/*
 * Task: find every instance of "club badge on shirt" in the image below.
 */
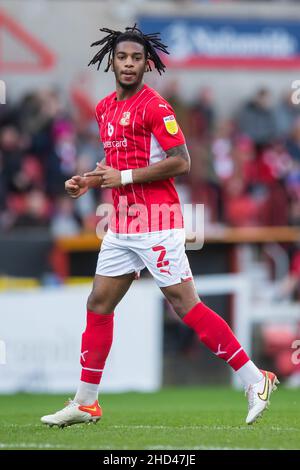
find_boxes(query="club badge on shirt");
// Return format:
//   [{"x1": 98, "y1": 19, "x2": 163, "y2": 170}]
[
  {"x1": 119, "y1": 112, "x2": 131, "y2": 126},
  {"x1": 163, "y1": 115, "x2": 178, "y2": 135}
]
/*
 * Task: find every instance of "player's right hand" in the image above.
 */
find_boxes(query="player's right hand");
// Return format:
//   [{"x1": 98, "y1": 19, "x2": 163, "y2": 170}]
[{"x1": 65, "y1": 175, "x2": 88, "y2": 199}]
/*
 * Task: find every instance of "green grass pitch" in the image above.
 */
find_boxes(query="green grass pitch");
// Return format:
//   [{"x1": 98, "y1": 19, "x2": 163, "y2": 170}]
[{"x1": 0, "y1": 387, "x2": 299, "y2": 450}]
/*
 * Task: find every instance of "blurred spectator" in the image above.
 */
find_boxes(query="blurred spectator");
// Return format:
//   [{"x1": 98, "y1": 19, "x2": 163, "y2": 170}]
[
  {"x1": 162, "y1": 80, "x2": 190, "y2": 136},
  {"x1": 211, "y1": 119, "x2": 236, "y2": 182},
  {"x1": 275, "y1": 91, "x2": 300, "y2": 138},
  {"x1": 46, "y1": 119, "x2": 77, "y2": 195},
  {"x1": 0, "y1": 87, "x2": 101, "y2": 235},
  {"x1": 223, "y1": 175, "x2": 263, "y2": 227},
  {"x1": 285, "y1": 117, "x2": 300, "y2": 163},
  {"x1": 189, "y1": 87, "x2": 215, "y2": 140},
  {"x1": 237, "y1": 88, "x2": 276, "y2": 147},
  {"x1": 1, "y1": 83, "x2": 300, "y2": 236},
  {"x1": 50, "y1": 196, "x2": 81, "y2": 238},
  {"x1": 0, "y1": 126, "x2": 24, "y2": 193},
  {"x1": 11, "y1": 189, "x2": 50, "y2": 229}
]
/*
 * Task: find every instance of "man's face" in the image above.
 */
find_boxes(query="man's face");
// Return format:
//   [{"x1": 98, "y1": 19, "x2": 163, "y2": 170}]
[{"x1": 112, "y1": 41, "x2": 147, "y2": 90}]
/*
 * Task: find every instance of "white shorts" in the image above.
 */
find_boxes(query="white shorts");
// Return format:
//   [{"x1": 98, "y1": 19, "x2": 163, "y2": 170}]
[{"x1": 96, "y1": 228, "x2": 193, "y2": 287}]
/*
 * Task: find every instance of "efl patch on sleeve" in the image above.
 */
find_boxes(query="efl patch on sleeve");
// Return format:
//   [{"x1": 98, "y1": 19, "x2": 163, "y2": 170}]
[{"x1": 163, "y1": 115, "x2": 179, "y2": 135}]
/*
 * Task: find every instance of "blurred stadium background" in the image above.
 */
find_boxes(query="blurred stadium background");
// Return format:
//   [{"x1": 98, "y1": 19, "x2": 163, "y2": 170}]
[{"x1": 1, "y1": 0, "x2": 300, "y2": 402}]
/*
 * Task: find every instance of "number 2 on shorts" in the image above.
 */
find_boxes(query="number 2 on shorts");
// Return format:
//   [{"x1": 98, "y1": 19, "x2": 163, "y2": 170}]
[{"x1": 152, "y1": 245, "x2": 171, "y2": 275}]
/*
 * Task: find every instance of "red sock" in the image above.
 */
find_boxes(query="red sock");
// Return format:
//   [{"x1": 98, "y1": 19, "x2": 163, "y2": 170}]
[
  {"x1": 183, "y1": 302, "x2": 249, "y2": 371},
  {"x1": 80, "y1": 310, "x2": 114, "y2": 384}
]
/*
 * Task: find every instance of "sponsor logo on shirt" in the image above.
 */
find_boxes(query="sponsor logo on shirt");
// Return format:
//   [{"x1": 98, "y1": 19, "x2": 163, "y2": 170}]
[
  {"x1": 103, "y1": 138, "x2": 128, "y2": 149},
  {"x1": 119, "y1": 111, "x2": 131, "y2": 126},
  {"x1": 163, "y1": 115, "x2": 178, "y2": 135},
  {"x1": 159, "y1": 103, "x2": 168, "y2": 109}
]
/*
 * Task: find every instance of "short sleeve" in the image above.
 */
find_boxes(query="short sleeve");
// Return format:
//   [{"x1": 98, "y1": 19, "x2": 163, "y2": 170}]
[{"x1": 145, "y1": 98, "x2": 185, "y2": 151}]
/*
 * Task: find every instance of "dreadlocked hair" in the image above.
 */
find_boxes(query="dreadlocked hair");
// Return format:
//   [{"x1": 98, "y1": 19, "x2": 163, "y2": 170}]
[{"x1": 88, "y1": 24, "x2": 169, "y2": 75}]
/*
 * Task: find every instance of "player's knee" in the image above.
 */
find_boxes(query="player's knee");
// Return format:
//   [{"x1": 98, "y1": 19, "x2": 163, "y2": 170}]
[
  {"x1": 87, "y1": 291, "x2": 113, "y2": 314},
  {"x1": 167, "y1": 294, "x2": 185, "y2": 317},
  {"x1": 166, "y1": 291, "x2": 199, "y2": 318}
]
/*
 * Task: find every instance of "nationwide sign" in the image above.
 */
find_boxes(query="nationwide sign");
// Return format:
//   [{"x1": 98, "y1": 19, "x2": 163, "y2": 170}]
[{"x1": 138, "y1": 16, "x2": 300, "y2": 69}]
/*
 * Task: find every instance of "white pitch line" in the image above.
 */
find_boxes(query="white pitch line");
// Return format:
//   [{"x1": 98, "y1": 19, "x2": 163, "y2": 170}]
[
  {"x1": 0, "y1": 443, "x2": 121, "y2": 450},
  {"x1": 1, "y1": 424, "x2": 299, "y2": 432},
  {"x1": 102, "y1": 425, "x2": 300, "y2": 432},
  {"x1": 0, "y1": 443, "x2": 69, "y2": 449},
  {"x1": 0, "y1": 442, "x2": 295, "y2": 451},
  {"x1": 146, "y1": 445, "x2": 268, "y2": 450},
  {"x1": 1, "y1": 424, "x2": 41, "y2": 428}
]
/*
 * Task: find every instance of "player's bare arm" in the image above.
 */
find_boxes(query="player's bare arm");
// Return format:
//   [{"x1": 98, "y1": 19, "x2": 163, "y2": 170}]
[
  {"x1": 132, "y1": 143, "x2": 190, "y2": 183},
  {"x1": 83, "y1": 144, "x2": 190, "y2": 188},
  {"x1": 65, "y1": 159, "x2": 106, "y2": 198}
]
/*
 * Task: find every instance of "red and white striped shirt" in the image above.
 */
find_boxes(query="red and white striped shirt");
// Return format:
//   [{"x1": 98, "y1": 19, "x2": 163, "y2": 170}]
[{"x1": 95, "y1": 84, "x2": 185, "y2": 233}]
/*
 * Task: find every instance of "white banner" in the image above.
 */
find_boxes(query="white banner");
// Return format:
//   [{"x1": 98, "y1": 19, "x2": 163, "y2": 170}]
[
  {"x1": 0, "y1": 281, "x2": 163, "y2": 393},
  {"x1": 0, "y1": 274, "x2": 252, "y2": 393}
]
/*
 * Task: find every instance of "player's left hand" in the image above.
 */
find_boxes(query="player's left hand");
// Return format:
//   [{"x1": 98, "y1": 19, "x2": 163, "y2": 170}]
[{"x1": 84, "y1": 164, "x2": 122, "y2": 188}]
